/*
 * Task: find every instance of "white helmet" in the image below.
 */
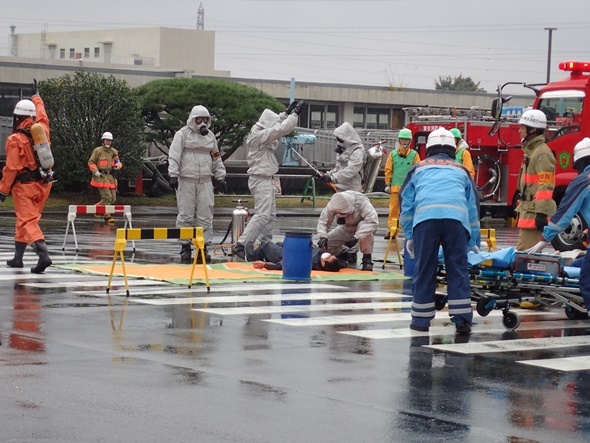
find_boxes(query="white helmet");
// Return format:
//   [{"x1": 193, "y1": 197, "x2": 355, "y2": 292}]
[
  {"x1": 519, "y1": 109, "x2": 547, "y2": 129},
  {"x1": 573, "y1": 137, "x2": 590, "y2": 164},
  {"x1": 101, "y1": 132, "x2": 113, "y2": 141},
  {"x1": 14, "y1": 99, "x2": 36, "y2": 117},
  {"x1": 426, "y1": 127, "x2": 455, "y2": 150}
]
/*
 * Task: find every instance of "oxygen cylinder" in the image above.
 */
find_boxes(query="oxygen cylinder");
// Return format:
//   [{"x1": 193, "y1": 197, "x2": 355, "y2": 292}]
[
  {"x1": 231, "y1": 200, "x2": 249, "y2": 244},
  {"x1": 30, "y1": 123, "x2": 54, "y2": 169},
  {"x1": 362, "y1": 143, "x2": 386, "y2": 193}
]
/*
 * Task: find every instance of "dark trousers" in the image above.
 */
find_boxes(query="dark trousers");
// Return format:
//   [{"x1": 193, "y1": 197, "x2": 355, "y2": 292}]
[
  {"x1": 411, "y1": 219, "x2": 473, "y2": 327},
  {"x1": 578, "y1": 248, "x2": 590, "y2": 310}
]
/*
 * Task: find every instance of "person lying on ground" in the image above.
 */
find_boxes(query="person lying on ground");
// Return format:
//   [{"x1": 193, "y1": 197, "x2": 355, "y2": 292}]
[{"x1": 247, "y1": 241, "x2": 348, "y2": 272}]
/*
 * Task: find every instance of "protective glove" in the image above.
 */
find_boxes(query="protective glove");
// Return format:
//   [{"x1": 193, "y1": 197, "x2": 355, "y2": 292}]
[
  {"x1": 0, "y1": 192, "x2": 6, "y2": 203},
  {"x1": 526, "y1": 240, "x2": 548, "y2": 254},
  {"x1": 217, "y1": 180, "x2": 228, "y2": 194},
  {"x1": 467, "y1": 245, "x2": 480, "y2": 254},
  {"x1": 169, "y1": 176, "x2": 179, "y2": 190},
  {"x1": 535, "y1": 213, "x2": 548, "y2": 231},
  {"x1": 345, "y1": 237, "x2": 358, "y2": 248},
  {"x1": 293, "y1": 100, "x2": 306, "y2": 116},
  {"x1": 406, "y1": 239, "x2": 415, "y2": 259},
  {"x1": 384, "y1": 185, "x2": 391, "y2": 194},
  {"x1": 317, "y1": 237, "x2": 328, "y2": 250},
  {"x1": 93, "y1": 170, "x2": 101, "y2": 178},
  {"x1": 285, "y1": 101, "x2": 298, "y2": 115},
  {"x1": 32, "y1": 79, "x2": 39, "y2": 96},
  {"x1": 320, "y1": 174, "x2": 332, "y2": 183}
]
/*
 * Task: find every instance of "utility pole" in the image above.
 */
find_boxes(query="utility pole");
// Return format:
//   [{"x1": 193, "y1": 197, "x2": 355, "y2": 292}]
[
  {"x1": 197, "y1": 2, "x2": 204, "y2": 30},
  {"x1": 544, "y1": 27, "x2": 557, "y2": 83}
]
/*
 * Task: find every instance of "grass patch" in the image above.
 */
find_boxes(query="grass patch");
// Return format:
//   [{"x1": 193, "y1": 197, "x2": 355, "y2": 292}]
[{"x1": 0, "y1": 191, "x2": 390, "y2": 211}]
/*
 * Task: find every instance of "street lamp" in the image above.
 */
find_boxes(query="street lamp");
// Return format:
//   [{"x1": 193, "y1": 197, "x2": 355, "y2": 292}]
[{"x1": 544, "y1": 27, "x2": 557, "y2": 83}]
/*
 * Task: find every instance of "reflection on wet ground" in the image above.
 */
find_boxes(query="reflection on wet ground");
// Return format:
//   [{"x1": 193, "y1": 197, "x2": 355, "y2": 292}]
[{"x1": 0, "y1": 213, "x2": 588, "y2": 442}]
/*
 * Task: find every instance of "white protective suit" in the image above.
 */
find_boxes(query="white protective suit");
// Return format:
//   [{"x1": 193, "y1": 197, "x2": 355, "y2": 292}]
[
  {"x1": 168, "y1": 105, "x2": 226, "y2": 244},
  {"x1": 316, "y1": 191, "x2": 378, "y2": 255},
  {"x1": 237, "y1": 109, "x2": 298, "y2": 246},
  {"x1": 327, "y1": 122, "x2": 366, "y2": 192}
]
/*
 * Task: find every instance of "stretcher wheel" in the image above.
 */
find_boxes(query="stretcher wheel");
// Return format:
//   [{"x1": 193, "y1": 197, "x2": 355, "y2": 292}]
[
  {"x1": 565, "y1": 305, "x2": 589, "y2": 320},
  {"x1": 502, "y1": 312, "x2": 520, "y2": 330},
  {"x1": 476, "y1": 298, "x2": 494, "y2": 317},
  {"x1": 435, "y1": 294, "x2": 448, "y2": 311}
]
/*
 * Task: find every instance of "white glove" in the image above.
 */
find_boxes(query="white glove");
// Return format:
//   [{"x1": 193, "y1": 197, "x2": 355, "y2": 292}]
[
  {"x1": 384, "y1": 186, "x2": 391, "y2": 194},
  {"x1": 405, "y1": 239, "x2": 415, "y2": 259},
  {"x1": 94, "y1": 171, "x2": 101, "y2": 177},
  {"x1": 467, "y1": 245, "x2": 480, "y2": 254},
  {"x1": 113, "y1": 163, "x2": 122, "y2": 170},
  {"x1": 526, "y1": 240, "x2": 548, "y2": 254}
]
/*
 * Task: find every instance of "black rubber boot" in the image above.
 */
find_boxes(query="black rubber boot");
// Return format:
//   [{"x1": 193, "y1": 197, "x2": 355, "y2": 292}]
[
  {"x1": 7, "y1": 241, "x2": 27, "y2": 268},
  {"x1": 31, "y1": 240, "x2": 52, "y2": 274},
  {"x1": 361, "y1": 254, "x2": 373, "y2": 271},
  {"x1": 180, "y1": 243, "x2": 192, "y2": 264},
  {"x1": 196, "y1": 248, "x2": 211, "y2": 264}
]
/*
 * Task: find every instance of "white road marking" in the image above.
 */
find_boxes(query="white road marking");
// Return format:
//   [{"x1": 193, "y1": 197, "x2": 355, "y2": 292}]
[
  {"x1": 192, "y1": 301, "x2": 412, "y2": 315},
  {"x1": 74, "y1": 283, "x2": 348, "y2": 297},
  {"x1": 338, "y1": 319, "x2": 590, "y2": 339},
  {"x1": 21, "y1": 279, "x2": 167, "y2": 288},
  {"x1": 129, "y1": 291, "x2": 409, "y2": 305},
  {"x1": 262, "y1": 310, "x2": 558, "y2": 326},
  {"x1": 518, "y1": 355, "x2": 590, "y2": 371},
  {"x1": 425, "y1": 335, "x2": 590, "y2": 354}
]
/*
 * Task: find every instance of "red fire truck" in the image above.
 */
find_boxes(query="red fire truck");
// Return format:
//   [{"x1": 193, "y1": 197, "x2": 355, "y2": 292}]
[{"x1": 405, "y1": 60, "x2": 590, "y2": 251}]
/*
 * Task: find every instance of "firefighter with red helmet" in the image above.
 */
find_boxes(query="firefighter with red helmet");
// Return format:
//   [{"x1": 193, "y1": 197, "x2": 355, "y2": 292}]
[
  {"x1": 88, "y1": 131, "x2": 122, "y2": 223},
  {"x1": 383, "y1": 128, "x2": 420, "y2": 239},
  {"x1": 0, "y1": 85, "x2": 53, "y2": 274},
  {"x1": 515, "y1": 109, "x2": 557, "y2": 251}
]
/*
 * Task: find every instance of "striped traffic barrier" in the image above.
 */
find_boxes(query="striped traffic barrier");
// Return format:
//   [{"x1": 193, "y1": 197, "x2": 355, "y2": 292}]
[
  {"x1": 62, "y1": 205, "x2": 134, "y2": 251},
  {"x1": 108, "y1": 227, "x2": 209, "y2": 295}
]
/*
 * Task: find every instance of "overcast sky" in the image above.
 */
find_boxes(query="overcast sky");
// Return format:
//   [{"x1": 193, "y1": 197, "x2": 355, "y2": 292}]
[{"x1": 2, "y1": 0, "x2": 590, "y2": 93}]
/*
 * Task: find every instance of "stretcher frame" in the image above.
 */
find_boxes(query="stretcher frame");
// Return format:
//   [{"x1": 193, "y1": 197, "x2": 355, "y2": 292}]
[{"x1": 436, "y1": 252, "x2": 588, "y2": 331}]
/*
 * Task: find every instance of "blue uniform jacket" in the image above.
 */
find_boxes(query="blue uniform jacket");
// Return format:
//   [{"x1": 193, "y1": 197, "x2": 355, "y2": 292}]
[
  {"x1": 400, "y1": 154, "x2": 480, "y2": 246},
  {"x1": 543, "y1": 165, "x2": 590, "y2": 242}
]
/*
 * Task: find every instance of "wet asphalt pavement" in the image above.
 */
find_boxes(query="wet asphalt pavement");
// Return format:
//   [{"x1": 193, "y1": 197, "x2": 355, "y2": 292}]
[{"x1": 1, "y1": 207, "x2": 590, "y2": 443}]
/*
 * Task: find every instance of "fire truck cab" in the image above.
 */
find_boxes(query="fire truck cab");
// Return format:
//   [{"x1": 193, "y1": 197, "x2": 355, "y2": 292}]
[{"x1": 405, "y1": 61, "x2": 590, "y2": 251}]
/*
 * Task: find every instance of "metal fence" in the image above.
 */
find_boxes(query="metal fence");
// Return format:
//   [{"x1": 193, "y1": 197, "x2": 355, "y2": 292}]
[{"x1": 226, "y1": 127, "x2": 400, "y2": 168}]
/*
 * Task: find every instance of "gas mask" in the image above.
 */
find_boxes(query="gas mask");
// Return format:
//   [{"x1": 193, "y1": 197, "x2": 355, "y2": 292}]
[
  {"x1": 337, "y1": 217, "x2": 346, "y2": 225},
  {"x1": 199, "y1": 125, "x2": 209, "y2": 136},
  {"x1": 335, "y1": 136, "x2": 345, "y2": 154}
]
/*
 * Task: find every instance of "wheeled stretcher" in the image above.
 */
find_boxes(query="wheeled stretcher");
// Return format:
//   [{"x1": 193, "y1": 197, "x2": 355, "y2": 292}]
[{"x1": 436, "y1": 249, "x2": 588, "y2": 331}]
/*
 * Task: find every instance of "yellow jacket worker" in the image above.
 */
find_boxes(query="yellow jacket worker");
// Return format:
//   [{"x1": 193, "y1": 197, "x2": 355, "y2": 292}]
[{"x1": 383, "y1": 128, "x2": 420, "y2": 238}]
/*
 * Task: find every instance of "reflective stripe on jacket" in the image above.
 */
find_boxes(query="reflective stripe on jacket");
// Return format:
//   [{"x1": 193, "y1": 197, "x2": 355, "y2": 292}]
[{"x1": 89, "y1": 146, "x2": 120, "y2": 189}]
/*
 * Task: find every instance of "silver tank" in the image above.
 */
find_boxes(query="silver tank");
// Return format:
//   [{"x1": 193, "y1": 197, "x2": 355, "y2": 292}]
[
  {"x1": 231, "y1": 199, "x2": 249, "y2": 244},
  {"x1": 362, "y1": 143, "x2": 386, "y2": 193}
]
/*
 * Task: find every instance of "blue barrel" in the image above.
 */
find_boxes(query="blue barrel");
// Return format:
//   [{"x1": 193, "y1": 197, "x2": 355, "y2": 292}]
[
  {"x1": 282, "y1": 231, "x2": 313, "y2": 281},
  {"x1": 404, "y1": 247, "x2": 415, "y2": 277}
]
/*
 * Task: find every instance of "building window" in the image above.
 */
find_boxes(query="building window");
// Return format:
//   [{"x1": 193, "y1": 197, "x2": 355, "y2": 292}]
[
  {"x1": 353, "y1": 106, "x2": 365, "y2": 128},
  {"x1": 353, "y1": 106, "x2": 391, "y2": 129},
  {"x1": 84, "y1": 47, "x2": 90, "y2": 58},
  {"x1": 69, "y1": 48, "x2": 75, "y2": 59},
  {"x1": 59, "y1": 48, "x2": 65, "y2": 59},
  {"x1": 94, "y1": 47, "x2": 100, "y2": 58}
]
